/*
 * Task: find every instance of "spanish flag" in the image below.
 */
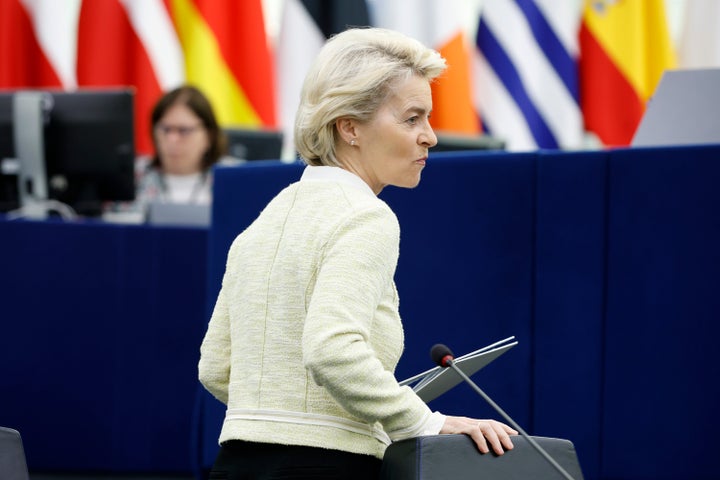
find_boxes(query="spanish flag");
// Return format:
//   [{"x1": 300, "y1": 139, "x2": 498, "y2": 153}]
[
  {"x1": 579, "y1": 0, "x2": 676, "y2": 146},
  {"x1": 168, "y1": 0, "x2": 277, "y2": 129}
]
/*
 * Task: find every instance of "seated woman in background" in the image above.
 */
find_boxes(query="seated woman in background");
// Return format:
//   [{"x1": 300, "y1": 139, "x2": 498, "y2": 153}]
[
  {"x1": 104, "y1": 85, "x2": 228, "y2": 222},
  {"x1": 136, "y1": 84, "x2": 227, "y2": 208}
]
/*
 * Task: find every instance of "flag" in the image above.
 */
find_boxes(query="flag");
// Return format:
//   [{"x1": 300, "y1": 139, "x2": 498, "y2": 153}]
[
  {"x1": 77, "y1": 0, "x2": 185, "y2": 155},
  {"x1": 0, "y1": 0, "x2": 81, "y2": 89},
  {"x1": 678, "y1": 0, "x2": 720, "y2": 68},
  {"x1": 579, "y1": 0, "x2": 676, "y2": 147},
  {"x1": 276, "y1": 0, "x2": 371, "y2": 159},
  {"x1": 371, "y1": 0, "x2": 481, "y2": 135},
  {"x1": 168, "y1": 0, "x2": 277, "y2": 130},
  {"x1": 2, "y1": 0, "x2": 275, "y2": 156},
  {"x1": 474, "y1": 0, "x2": 583, "y2": 151}
]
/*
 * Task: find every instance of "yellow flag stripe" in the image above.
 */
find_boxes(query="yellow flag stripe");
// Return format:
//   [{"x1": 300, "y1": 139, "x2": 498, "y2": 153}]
[
  {"x1": 583, "y1": 0, "x2": 675, "y2": 101},
  {"x1": 170, "y1": 0, "x2": 261, "y2": 126}
]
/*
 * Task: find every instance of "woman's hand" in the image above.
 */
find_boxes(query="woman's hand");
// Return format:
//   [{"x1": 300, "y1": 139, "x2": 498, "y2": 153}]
[{"x1": 441, "y1": 416, "x2": 518, "y2": 455}]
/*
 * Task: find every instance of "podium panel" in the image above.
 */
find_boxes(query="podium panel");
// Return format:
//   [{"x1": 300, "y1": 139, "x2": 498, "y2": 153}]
[
  {"x1": 380, "y1": 434, "x2": 584, "y2": 480},
  {"x1": 0, "y1": 427, "x2": 29, "y2": 480}
]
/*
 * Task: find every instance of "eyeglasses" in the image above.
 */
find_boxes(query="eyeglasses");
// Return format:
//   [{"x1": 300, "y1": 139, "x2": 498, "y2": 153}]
[{"x1": 155, "y1": 123, "x2": 204, "y2": 138}]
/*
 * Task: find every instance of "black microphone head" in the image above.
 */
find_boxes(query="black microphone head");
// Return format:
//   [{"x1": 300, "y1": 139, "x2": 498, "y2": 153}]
[{"x1": 430, "y1": 344, "x2": 454, "y2": 367}]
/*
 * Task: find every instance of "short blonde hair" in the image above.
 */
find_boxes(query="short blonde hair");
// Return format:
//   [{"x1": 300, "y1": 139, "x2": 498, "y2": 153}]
[{"x1": 294, "y1": 27, "x2": 447, "y2": 167}]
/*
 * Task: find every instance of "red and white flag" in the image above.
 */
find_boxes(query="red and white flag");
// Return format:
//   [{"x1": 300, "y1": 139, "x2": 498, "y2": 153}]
[
  {"x1": 0, "y1": 0, "x2": 80, "y2": 88},
  {"x1": 77, "y1": 0, "x2": 184, "y2": 154},
  {"x1": 1, "y1": 0, "x2": 185, "y2": 154}
]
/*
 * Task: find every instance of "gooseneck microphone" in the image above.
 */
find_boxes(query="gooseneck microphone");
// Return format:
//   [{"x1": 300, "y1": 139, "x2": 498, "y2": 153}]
[{"x1": 430, "y1": 344, "x2": 576, "y2": 480}]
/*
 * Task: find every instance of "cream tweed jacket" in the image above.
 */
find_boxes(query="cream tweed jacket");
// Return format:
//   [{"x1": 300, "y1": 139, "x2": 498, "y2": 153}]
[{"x1": 199, "y1": 166, "x2": 443, "y2": 459}]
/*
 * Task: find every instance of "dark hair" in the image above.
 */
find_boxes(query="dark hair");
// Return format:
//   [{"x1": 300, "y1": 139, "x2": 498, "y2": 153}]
[{"x1": 150, "y1": 85, "x2": 227, "y2": 171}]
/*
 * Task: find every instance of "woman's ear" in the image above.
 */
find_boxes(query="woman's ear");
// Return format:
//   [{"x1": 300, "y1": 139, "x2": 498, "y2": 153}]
[{"x1": 336, "y1": 117, "x2": 358, "y2": 146}]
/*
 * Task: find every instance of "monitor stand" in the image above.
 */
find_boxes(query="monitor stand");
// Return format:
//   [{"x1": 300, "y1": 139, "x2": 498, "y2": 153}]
[{"x1": 11, "y1": 91, "x2": 75, "y2": 220}]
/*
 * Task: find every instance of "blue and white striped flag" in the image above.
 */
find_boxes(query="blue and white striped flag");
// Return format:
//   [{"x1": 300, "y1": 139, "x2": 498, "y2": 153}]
[{"x1": 473, "y1": 0, "x2": 583, "y2": 151}]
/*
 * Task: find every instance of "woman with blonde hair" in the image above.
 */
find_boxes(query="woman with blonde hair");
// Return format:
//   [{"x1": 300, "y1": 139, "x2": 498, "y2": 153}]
[{"x1": 199, "y1": 27, "x2": 516, "y2": 479}]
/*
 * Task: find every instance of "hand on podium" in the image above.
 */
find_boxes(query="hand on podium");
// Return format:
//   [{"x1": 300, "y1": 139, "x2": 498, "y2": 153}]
[{"x1": 440, "y1": 416, "x2": 517, "y2": 455}]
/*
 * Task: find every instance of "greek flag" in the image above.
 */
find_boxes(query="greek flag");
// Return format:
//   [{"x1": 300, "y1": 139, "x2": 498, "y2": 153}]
[{"x1": 473, "y1": 0, "x2": 583, "y2": 151}]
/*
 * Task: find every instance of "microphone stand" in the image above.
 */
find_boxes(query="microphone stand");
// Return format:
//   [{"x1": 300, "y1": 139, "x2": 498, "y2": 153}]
[{"x1": 445, "y1": 358, "x2": 576, "y2": 480}]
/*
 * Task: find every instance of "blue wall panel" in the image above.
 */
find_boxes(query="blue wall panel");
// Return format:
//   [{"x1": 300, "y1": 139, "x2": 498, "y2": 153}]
[
  {"x1": 4, "y1": 144, "x2": 720, "y2": 479},
  {"x1": 382, "y1": 152, "x2": 535, "y2": 425},
  {"x1": 602, "y1": 146, "x2": 720, "y2": 479},
  {"x1": 0, "y1": 221, "x2": 207, "y2": 473},
  {"x1": 533, "y1": 150, "x2": 608, "y2": 480}
]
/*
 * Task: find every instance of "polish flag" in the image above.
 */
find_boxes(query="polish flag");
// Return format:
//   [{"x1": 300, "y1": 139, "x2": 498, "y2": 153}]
[
  {"x1": 76, "y1": 0, "x2": 185, "y2": 154},
  {"x1": 0, "y1": 0, "x2": 80, "y2": 88}
]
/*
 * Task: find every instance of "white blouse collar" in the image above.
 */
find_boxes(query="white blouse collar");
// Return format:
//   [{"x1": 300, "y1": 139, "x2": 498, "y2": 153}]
[{"x1": 300, "y1": 165, "x2": 375, "y2": 197}]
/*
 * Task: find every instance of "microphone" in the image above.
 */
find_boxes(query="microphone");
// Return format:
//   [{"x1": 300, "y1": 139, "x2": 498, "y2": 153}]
[
  {"x1": 430, "y1": 343, "x2": 454, "y2": 367},
  {"x1": 430, "y1": 344, "x2": 576, "y2": 480}
]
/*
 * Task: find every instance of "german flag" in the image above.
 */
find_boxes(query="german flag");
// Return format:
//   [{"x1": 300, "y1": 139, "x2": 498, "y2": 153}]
[{"x1": 168, "y1": 0, "x2": 277, "y2": 129}]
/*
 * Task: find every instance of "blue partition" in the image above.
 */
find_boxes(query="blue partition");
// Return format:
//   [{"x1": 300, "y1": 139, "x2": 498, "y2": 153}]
[
  {"x1": 0, "y1": 220, "x2": 207, "y2": 473},
  {"x1": 3, "y1": 144, "x2": 720, "y2": 479},
  {"x1": 381, "y1": 151, "x2": 536, "y2": 423},
  {"x1": 197, "y1": 146, "x2": 720, "y2": 480},
  {"x1": 533, "y1": 150, "x2": 609, "y2": 479},
  {"x1": 601, "y1": 145, "x2": 720, "y2": 479}
]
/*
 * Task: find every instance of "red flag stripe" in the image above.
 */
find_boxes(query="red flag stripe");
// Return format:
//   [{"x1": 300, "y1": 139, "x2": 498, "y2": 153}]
[
  {"x1": 579, "y1": 21, "x2": 644, "y2": 147},
  {"x1": 0, "y1": 0, "x2": 62, "y2": 88},
  {"x1": 190, "y1": 0, "x2": 276, "y2": 126},
  {"x1": 76, "y1": 0, "x2": 164, "y2": 155}
]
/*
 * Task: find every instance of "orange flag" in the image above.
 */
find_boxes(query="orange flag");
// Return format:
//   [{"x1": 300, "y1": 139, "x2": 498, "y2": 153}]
[{"x1": 372, "y1": 0, "x2": 481, "y2": 135}]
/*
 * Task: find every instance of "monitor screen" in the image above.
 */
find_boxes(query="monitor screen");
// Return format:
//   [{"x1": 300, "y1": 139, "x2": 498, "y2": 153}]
[
  {"x1": 0, "y1": 89, "x2": 135, "y2": 217},
  {"x1": 433, "y1": 133, "x2": 506, "y2": 153},
  {"x1": 0, "y1": 96, "x2": 18, "y2": 212},
  {"x1": 224, "y1": 127, "x2": 283, "y2": 161}
]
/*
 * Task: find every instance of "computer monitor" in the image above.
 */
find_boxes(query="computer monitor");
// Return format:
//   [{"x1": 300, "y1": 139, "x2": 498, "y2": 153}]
[
  {"x1": 632, "y1": 68, "x2": 720, "y2": 147},
  {"x1": 224, "y1": 127, "x2": 284, "y2": 161},
  {"x1": 0, "y1": 88, "x2": 135, "y2": 217},
  {"x1": 433, "y1": 132, "x2": 506, "y2": 153}
]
